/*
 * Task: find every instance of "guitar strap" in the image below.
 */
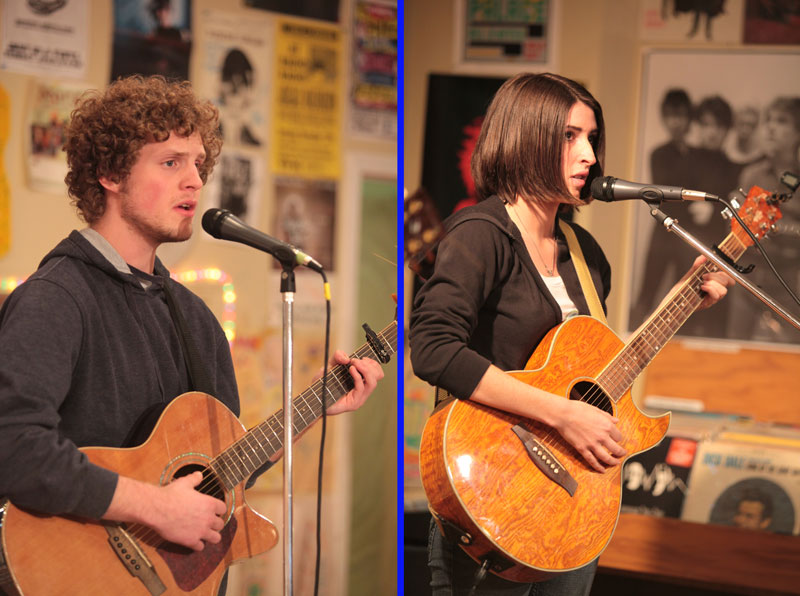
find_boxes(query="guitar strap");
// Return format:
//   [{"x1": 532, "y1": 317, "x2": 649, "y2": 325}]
[
  {"x1": 162, "y1": 278, "x2": 216, "y2": 395},
  {"x1": 558, "y1": 219, "x2": 607, "y2": 324}
]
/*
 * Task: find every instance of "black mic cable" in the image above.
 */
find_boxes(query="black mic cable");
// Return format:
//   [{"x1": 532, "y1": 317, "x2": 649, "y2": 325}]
[{"x1": 313, "y1": 272, "x2": 331, "y2": 596}]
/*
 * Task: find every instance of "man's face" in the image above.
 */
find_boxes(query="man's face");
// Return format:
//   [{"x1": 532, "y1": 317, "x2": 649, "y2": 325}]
[
  {"x1": 734, "y1": 109, "x2": 759, "y2": 141},
  {"x1": 663, "y1": 107, "x2": 690, "y2": 143},
  {"x1": 733, "y1": 500, "x2": 770, "y2": 530},
  {"x1": 697, "y1": 112, "x2": 729, "y2": 150},
  {"x1": 116, "y1": 132, "x2": 206, "y2": 248},
  {"x1": 763, "y1": 107, "x2": 800, "y2": 157}
]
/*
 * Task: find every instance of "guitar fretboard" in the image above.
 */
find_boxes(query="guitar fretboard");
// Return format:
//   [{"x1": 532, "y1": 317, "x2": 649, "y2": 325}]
[
  {"x1": 209, "y1": 321, "x2": 397, "y2": 489},
  {"x1": 599, "y1": 231, "x2": 746, "y2": 401}
]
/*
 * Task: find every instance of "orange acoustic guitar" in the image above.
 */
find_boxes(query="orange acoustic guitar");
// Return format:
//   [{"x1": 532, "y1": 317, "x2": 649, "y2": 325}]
[
  {"x1": 419, "y1": 187, "x2": 782, "y2": 583},
  {"x1": 0, "y1": 320, "x2": 396, "y2": 596}
]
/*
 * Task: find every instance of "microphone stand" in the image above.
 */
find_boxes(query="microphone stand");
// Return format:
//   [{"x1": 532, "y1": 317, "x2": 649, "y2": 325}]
[
  {"x1": 278, "y1": 261, "x2": 296, "y2": 596},
  {"x1": 649, "y1": 206, "x2": 800, "y2": 332}
]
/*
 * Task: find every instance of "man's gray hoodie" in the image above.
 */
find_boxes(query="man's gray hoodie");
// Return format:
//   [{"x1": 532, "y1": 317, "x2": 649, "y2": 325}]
[{"x1": 0, "y1": 231, "x2": 239, "y2": 518}]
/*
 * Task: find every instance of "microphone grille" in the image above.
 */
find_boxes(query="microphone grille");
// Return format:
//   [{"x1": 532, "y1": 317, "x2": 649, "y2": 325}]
[
  {"x1": 590, "y1": 177, "x2": 611, "y2": 201},
  {"x1": 201, "y1": 208, "x2": 228, "y2": 238}
]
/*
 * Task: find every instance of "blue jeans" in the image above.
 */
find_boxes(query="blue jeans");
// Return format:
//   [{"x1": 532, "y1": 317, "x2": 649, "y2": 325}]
[{"x1": 427, "y1": 520, "x2": 597, "y2": 596}]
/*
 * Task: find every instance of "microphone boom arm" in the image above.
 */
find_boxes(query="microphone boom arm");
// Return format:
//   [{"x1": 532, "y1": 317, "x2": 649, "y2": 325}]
[{"x1": 649, "y1": 207, "x2": 800, "y2": 332}]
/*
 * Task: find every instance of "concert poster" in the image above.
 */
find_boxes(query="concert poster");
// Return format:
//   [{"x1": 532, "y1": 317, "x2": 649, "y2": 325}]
[
  {"x1": 203, "y1": 149, "x2": 264, "y2": 229},
  {"x1": 272, "y1": 18, "x2": 342, "y2": 180},
  {"x1": 639, "y1": 0, "x2": 744, "y2": 43},
  {"x1": 25, "y1": 81, "x2": 84, "y2": 193},
  {"x1": 195, "y1": 8, "x2": 272, "y2": 152},
  {"x1": 272, "y1": 177, "x2": 336, "y2": 272},
  {"x1": 621, "y1": 435, "x2": 697, "y2": 519},
  {"x1": 350, "y1": 0, "x2": 397, "y2": 139},
  {"x1": 743, "y1": 0, "x2": 800, "y2": 44},
  {"x1": 0, "y1": 0, "x2": 88, "y2": 79},
  {"x1": 0, "y1": 84, "x2": 9, "y2": 259},
  {"x1": 110, "y1": 0, "x2": 192, "y2": 81},
  {"x1": 457, "y1": 0, "x2": 556, "y2": 71},
  {"x1": 420, "y1": 73, "x2": 506, "y2": 220},
  {"x1": 627, "y1": 50, "x2": 800, "y2": 345},
  {"x1": 244, "y1": 0, "x2": 340, "y2": 23}
]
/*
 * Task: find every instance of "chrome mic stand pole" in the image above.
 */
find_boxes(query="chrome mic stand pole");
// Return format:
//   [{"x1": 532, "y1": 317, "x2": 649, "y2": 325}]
[
  {"x1": 650, "y1": 207, "x2": 800, "y2": 331},
  {"x1": 279, "y1": 265, "x2": 296, "y2": 596}
]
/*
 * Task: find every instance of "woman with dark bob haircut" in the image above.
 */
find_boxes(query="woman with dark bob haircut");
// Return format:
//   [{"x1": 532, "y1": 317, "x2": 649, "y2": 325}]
[{"x1": 410, "y1": 72, "x2": 733, "y2": 595}]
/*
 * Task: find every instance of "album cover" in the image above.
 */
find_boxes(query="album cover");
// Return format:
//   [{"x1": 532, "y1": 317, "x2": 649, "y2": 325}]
[
  {"x1": 681, "y1": 440, "x2": 800, "y2": 535},
  {"x1": 621, "y1": 435, "x2": 697, "y2": 518}
]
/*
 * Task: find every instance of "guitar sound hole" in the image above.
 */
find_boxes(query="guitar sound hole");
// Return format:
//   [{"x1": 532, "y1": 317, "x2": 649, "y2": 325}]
[
  {"x1": 172, "y1": 464, "x2": 225, "y2": 501},
  {"x1": 569, "y1": 381, "x2": 613, "y2": 415}
]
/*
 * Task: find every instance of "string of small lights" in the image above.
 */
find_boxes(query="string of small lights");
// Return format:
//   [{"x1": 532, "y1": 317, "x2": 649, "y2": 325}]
[{"x1": 1, "y1": 269, "x2": 237, "y2": 346}]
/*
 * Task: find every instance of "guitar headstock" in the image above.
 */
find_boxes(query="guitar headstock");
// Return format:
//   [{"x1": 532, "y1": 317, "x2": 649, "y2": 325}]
[
  {"x1": 404, "y1": 187, "x2": 444, "y2": 280},
  {"x1": 730, "y1": 185, "x2": 783, "y2": 248}
]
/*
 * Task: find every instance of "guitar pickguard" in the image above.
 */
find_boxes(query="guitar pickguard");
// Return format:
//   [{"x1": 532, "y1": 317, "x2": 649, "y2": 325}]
[{"x1": 156, "y1": 517, "x2": 237, "y2": 591}]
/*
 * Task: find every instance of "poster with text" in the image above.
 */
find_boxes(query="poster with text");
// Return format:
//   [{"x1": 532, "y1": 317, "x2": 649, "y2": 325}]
[
  {"x1": 272, "y1": 18, "x2": 342, "y2": 180},
  {"x1": 1, "y1": 0, "x2": 88, "y2": 79},
  {"x1": 350, "y1": 0, "x2": 397, "y2": 139},
  {"x1": 458, "y1": 0, "x2": 555, "y2": 69}
]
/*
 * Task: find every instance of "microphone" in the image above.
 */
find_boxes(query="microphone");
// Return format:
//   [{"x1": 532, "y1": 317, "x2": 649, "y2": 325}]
[
  {"x1": 590, "y1": 176, "x2": 720, "y2": 204},
  {"x1": 201, "y1": 208, "x2": 324, "y2": 273}
]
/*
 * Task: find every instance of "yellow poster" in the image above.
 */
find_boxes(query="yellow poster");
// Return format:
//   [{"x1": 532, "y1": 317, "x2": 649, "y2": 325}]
[
  {"x1": 272, "y1": 18, "x2": 342, "y2": 180},
  {"x1": 0, "y1": 84, "x2": 10, "y2": 258}
]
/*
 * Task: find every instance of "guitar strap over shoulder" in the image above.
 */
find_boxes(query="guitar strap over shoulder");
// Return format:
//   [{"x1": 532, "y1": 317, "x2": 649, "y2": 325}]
[
  {"x1": 558, "y1": 219, "x2": 607, "y2": 324},
  {"x1": 162, "y1": 279, "x2": 216, "y2": 395}
]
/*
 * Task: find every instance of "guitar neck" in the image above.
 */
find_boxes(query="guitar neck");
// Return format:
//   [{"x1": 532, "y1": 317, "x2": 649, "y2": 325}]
[
  {"x1": 599, "y1": 231, "x2": 746, "y2": 401},
  {"x1": 210, "y1": 321, "x2": 397, "y2": 488}
]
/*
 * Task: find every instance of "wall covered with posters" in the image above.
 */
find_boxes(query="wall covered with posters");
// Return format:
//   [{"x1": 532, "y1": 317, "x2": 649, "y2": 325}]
[{"x1": 0, "y1": 0, "x2": 396, "y2": 594}]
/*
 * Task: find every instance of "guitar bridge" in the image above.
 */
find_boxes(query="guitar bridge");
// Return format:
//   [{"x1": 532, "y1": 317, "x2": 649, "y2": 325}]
[
  {"x1": 511, "y1": 424, "x2": 578, "y2": 497},
  {"x1": 106, "y1": 524, "x2": 166, "y2": 595}
]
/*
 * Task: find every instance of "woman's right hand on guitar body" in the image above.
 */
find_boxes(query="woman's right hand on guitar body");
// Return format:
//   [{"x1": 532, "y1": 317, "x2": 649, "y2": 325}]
[
  {"x1": 471, "y1": 364, "x2": 627, "y2": 473},
  {"x1": 550, "y1": 399, "x2": 626, "y2": 472}
]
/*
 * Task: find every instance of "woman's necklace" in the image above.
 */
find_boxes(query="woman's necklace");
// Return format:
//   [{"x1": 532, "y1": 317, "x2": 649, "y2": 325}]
[{"x1": 510, "y1": 202, "x2": 557, "y2": 276}]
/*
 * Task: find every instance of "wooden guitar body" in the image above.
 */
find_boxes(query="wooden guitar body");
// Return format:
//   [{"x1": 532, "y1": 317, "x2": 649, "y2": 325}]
[
  {"x1": 420, "y1": 316, "x2": 670, "y2": 582},
  {"x1": 1, "y1": 392, "x2": 279, "y2": 595}
]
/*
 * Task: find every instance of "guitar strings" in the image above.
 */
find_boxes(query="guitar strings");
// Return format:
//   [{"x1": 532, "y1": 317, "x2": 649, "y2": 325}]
[
  {"x1": 120, "y1": 324, "x2": 397, "y2": 551},
  {"x1": 533, "y1": 231, "x2": 742, "y2": 463}
]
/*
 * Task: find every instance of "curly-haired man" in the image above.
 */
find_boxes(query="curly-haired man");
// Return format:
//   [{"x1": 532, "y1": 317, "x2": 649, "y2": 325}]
[{"x1": 0, "y1": 76, "x2": 382, "y2": 592}]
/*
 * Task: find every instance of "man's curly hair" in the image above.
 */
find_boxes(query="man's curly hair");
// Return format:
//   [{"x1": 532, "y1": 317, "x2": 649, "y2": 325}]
[{"x1": 64, "y1": 75, "x2": 222, "y2": 223}]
